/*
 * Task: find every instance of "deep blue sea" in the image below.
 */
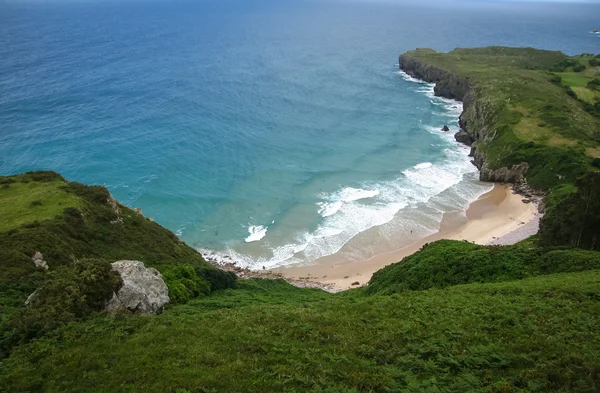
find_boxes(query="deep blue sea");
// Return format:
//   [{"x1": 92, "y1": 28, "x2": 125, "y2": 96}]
[{"x1": 1, "y1": 0, "x2": 599, "y2": 268}]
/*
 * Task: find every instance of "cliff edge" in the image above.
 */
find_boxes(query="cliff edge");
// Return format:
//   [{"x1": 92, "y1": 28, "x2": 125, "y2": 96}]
[{"x1": 399, "y1": 47, "x2": 600, "y2": 191}]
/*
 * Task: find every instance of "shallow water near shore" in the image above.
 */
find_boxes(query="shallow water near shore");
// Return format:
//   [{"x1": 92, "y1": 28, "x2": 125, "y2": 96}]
[{"x1": 1, "y1": 0, "x2": 599, "y2": 269}]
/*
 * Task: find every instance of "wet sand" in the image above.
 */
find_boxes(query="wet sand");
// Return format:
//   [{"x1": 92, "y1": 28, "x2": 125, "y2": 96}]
[{"x1": 276, "y1": 184, "x2": 538, "y2": 291}]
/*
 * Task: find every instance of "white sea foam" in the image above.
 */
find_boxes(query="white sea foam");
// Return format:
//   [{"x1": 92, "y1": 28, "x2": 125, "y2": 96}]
[
  {"x1": 317, "y1": 201, "x2": 343, "y2": 217},
  {"x1": 335, "y1": 187, "x2": 380, "y2": 201},
  {"x1": 202, "y1": 72, "x2": 493, "y2": 270},
  {"x1": 414, "y1": 162, "x2": 432, "y2": 169},
  {"x1": 397, "y1": 70, "x2": 431, "y2": 85},
  {"x1": 317, "y1": 187, "x2": 380, "y2": 218},
  {"x1": 244, "y1": 225, "x2": 268, "y2": 243}
]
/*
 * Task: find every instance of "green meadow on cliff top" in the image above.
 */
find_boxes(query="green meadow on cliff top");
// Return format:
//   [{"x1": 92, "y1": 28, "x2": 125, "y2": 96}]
[
  {"x1": 1, "y1": 47, "x2": 600, "y2": 393},
  {"x1": 401, "y1": 47, "x2": 600, "y2": 191}
]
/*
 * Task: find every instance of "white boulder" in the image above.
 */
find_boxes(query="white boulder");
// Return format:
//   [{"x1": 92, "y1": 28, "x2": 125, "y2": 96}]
[
  {"x1": 106, "y1": 260, "x2": 169, "y2": 314},
  {"x1": 32, "y1": 251, "x2": 48, "y2": 270}
]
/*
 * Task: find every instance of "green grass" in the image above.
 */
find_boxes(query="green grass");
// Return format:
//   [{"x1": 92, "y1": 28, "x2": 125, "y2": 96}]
[
  {"x1": 0, "y1": 171, "x2": 224, "y2": 357},
  {"x1": 1, "y1": 172, "x2": 600, "y2": 392},
  {"x1": 558, "y1": 72, "x2": 600, "y2": 104},
  {"x1": 1, "y1": 272, "x2": 599, "y2": 392},
  {"x1": 400, "y1": 47, "x2": 600, "y2": 191},
  {"x1": 0, "y1": 174, "x2": 81, "y2": 232},
  {"x1": 366, "y1": 240, "x2": 600, "y2": 295}
]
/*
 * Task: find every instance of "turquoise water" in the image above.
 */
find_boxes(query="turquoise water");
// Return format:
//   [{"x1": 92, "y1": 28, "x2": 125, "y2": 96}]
[{"x1": 1, "y1": 0, "x2": 599, "y2": 268}]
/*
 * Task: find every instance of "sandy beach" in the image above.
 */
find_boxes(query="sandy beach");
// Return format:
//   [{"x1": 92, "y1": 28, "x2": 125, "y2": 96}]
[{"x1": 276, "y1": 184, "x2": 539, "y2": 291}]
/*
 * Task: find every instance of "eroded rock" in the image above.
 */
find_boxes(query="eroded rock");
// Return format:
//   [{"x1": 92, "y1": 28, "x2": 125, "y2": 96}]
[
  {"x1": 108, "y1": 194, "x2": 123, "y2": 225},
  {"x1": 454, "y1": 130, "x2": 473, "y2": 146},
  {"x1": 480, "y1": 162, "x2": 529, "y2": 184},
  {"x1": 32, "y1": 251, "x2": 48, "y2": 270},
  {"x1": 24, "y1": 290, "x2": 38, "y2": 306},
  {"x1": 106, "y1": 260, "x2": 169, "y2": 314}
]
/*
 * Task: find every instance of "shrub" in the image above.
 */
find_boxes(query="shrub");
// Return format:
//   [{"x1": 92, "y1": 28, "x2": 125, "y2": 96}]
[
  {"x1": 588, "y1": 78, "x2": 600, "y2": 91},
  {"x1": 29, "y1": 200, "x2": 43, "y2": 207},
  {"x1": 549, "y1": 75, "x2": 561, "y2": 84},
  {"x1": 366, "y1": 239, "x2": 600, "y2": 295},
  {"x1": 573, "y1": 64, "x2": 586, "y2": 73},
  {"x1": 195, "y1": 267, "x2": 237, "y2": 292},
  {"x1": 550, "y1": 58, "x2": 578, "y2": 72},
  {"x1": 592, "y1": 157, "x2": 600, "y2": 169},
  {"x1": 531, "y1": 249, "x2": 600, "y2": 274},
  {"x1": 563, "y1": 85, "x2": 577, "y2": 98},
  {"x1": 539, "y1": 171, "x2": 600, "y2": 250},
  {"x1": 64, "y1": 182, "x2": 111, "y2": 205},
  {"x1": 162, "y1": 265, "x2": 210, "y2": 304},
  {"x1": 10, "y1": 258, "x2": 121, "y2": 342},
  {"x1": 0, "y1": 178, "x2": 15, "y2": 185},
  {"x1": 366, "y1": 240, "x2": 538, "y2": 295},
  {"x1": 589, "y1": 58, "x2": 599, "y2": 67},
  {"x1": 23, "y1": 171, "x2": 64, "y2": 183}
]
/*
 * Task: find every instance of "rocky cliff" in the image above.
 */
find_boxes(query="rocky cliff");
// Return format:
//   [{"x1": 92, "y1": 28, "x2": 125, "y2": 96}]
[{"x1": 399, "y1": 53, "x2": 529, "y2": 184}]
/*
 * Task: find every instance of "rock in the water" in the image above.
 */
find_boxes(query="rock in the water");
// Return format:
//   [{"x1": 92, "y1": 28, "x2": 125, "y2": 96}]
[
  {"x1": 31, "y1": 251, "x2": 48, "y2": 270},
  {"x1": 454, "y1": 130, "x2": 473, "y2": 146},
  {"x1": 468, "y1": 145, "x2": 476, "y2": 157},
  {"x1": 106, "y1": 260, "x2": 169, "y2": 314},
  {"x1": 441, "y1": 125, "x2": 450, "y2": 132}
]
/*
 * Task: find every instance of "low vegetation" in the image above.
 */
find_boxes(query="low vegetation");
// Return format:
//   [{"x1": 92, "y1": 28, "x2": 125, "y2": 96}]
[
  {"x1": 366, "y1": 240, "x2": 600, "y2": 295},
  {"x1": 1, "y1": 172, "x2": 599, "y2": 392},
  {"x1": 539, "y1": 171, "x2": 600, "y2": 250},
  {"x1": 401, "y1": 47, "x2": 600, "y2": 186},
  {"x1": 1, "y1": 47, "x2": 600, "y2": 391},
  {"x1": 400, "y1": 47, "x2": 600, "y2": 251},
  {"x1": 1, "y1": 268, "x2": 599, "y2": 392},
  {"x1": 0, "y1": 171, "x2": 228, "y2": 357}
]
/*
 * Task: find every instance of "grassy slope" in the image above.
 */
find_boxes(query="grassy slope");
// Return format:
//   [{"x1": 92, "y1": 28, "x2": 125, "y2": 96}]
[
  {"x1": 0, "y1": 176, "x2": 82, "y2": 232},
  {"x1": 1, "y1": 173, "x2": 600, "y2": 391},
  {"x1": 366, "y1": 240, "x2": 600, "y2": 294},
  {"x1": 0, "y1": 171, "x2": 217, "y2": 356},
  {"x1": 558, "y1": 55, "x2": 600, "y2": 106},
  {"x1": 401, "y1": 47, "x2": 600, "y2": 190},
  {"x1": 1, "y1": 272, "x2": 599, "y2": 393}
]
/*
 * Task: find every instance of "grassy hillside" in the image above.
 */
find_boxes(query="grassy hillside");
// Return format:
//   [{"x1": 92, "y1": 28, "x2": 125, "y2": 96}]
[
  {"x1": 0, "y1": 171, "x2": 233, "y2": 356},
  {"x1": 0, "y1": 173, "x2": 82, "y2": 232},
  {"x1": 400, "y1": 47, "x2": 600, "y2": 191},
  {"x1": 1, "y1": 271, "x2": 599, "y2": 393},
  {"x1": 556, "y1": 54, "x2": 600, "y2": 107},
  {"x1": 1, "y1": 172, "x2": 600, "y2": 392},
  {"x1": 2, "y1": 47, "x2": 600, "y2": 391},
  {"x1": 366, "y1": 240, "x2": 600, "y2": 294}
]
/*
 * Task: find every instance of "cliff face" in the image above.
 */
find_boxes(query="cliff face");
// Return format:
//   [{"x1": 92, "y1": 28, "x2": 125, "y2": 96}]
[{"x1": 399, "y1": 53, "x2": 528, "y2": 184}]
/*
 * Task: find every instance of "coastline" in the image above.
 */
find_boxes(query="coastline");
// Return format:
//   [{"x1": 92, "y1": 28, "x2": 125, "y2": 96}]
[
  {"x1": 274, "y1": 184, "x2": 539, "y2": 291},
  {"x1": 207, "y1": 64, "x2": 544, "y2": 293}
]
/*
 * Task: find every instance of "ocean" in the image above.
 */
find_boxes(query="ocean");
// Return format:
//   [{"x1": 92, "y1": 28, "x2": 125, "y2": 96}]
[{"x1": 1, "y1": 0, "x2": 599, "y2": 268}]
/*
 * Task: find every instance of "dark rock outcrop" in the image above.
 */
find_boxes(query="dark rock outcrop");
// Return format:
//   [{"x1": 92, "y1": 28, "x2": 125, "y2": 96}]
[
  {"x1": 454, "y1": 130, "x2": 473, "y2": 145},
  {"x1": 399, "y1": 52, "x2": 530, "y2": 185},
  {"x1": 441, "y1": 125, "x2": 450, "y2": 132}
]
